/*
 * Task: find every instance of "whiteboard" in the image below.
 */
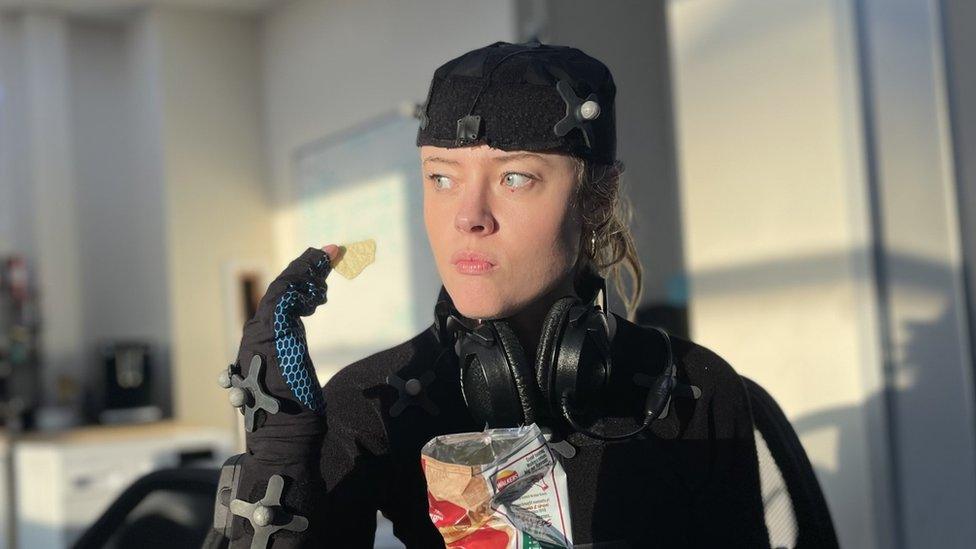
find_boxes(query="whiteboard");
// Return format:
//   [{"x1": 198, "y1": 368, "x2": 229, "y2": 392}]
[{"x1": 292, "y1": 112, "x2": 440, "y2": 378}]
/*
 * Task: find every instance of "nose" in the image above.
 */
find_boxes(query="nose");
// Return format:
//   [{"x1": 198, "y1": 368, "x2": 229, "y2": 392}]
[{"x1": 454, "y1": 185, "x2": 496, "y2": 235}]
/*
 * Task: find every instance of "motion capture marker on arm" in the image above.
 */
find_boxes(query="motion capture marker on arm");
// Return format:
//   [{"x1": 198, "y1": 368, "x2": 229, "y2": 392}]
[
  {"x1": 218, "y1": 366, "x2": 233, "y2": 389},
  {"x1": 229, "y1": 474, "x2": 309, "y2": 549},
  {"x1": 222, "y1": 355, "x2": 281, "y2": 432},
  {"x1": 387, "y1": 370, "x2": 439, "y2": 417},
  {"x1": 212, "y1": 454, "x2": 245, "y2": 534}
]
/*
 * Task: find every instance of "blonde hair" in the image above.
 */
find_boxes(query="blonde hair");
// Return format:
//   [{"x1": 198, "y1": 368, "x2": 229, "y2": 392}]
[{"x1": 570, "y1": 158, "x2": 644, "y2": 322}]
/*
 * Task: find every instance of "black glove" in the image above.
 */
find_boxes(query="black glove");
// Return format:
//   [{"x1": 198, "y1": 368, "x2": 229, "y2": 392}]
[{"x1": 211, "y1": 246, "x2": 336, "y2": 549}]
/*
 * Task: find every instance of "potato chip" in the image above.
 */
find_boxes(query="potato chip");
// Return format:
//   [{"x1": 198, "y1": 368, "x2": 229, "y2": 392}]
[{"x1": 333, "y1": 239, "x2": 376, "y2": 279}]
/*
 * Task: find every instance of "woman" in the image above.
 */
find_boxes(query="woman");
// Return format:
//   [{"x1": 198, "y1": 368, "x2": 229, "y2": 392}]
[{"x1": 210, "y1": 41, "x2": 770, "y2": 548}]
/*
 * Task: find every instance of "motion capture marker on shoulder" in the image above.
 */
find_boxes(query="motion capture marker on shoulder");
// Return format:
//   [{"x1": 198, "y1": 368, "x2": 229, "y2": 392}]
[
  {"x1": 333, "y1": 239, "x2": 376, "y2": 279},
  {"x1": 553, "y1": 79, "x2": 600, "y2": 149},
  {"x1": 387, "y1": 370, "x2": 439, "y2": 417},
  {"x1": 226, "y1": 354, "x2": 281, "y2": 432},
  {"x1": 229, "y1": 474, "x2": 308, "y2": 549}
]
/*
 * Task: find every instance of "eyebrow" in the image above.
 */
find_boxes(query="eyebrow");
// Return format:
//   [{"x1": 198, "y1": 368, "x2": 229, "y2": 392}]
[
  {"x1": 422, "y1": 156, "x2": 460, "y2": 167},
  {"x1": 421, "y1": 152, "x2": 551, "y2": 167},
  {"x1": 493, "y1": 152, "x2": 552, "y2": 166}
]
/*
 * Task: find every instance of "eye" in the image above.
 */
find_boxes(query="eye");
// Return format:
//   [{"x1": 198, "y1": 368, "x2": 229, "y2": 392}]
[
  {"x1": 427, "y1": 174, "x2": 454, "y2": 190},
  {"x1": 502, "y1": 172, "x2": 534, "y2": 190}
]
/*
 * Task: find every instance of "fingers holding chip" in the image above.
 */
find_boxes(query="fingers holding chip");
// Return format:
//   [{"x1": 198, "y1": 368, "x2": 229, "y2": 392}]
[
  {"x1": 322, "y1": 244, "x2": 340, "y2": 263},
  {"x1": 327, "y1": 239, "x2": 376, "y2": 280}
]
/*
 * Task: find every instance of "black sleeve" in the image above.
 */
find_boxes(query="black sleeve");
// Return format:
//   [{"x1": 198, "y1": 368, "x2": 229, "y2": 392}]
[
  {"x1": 685, "y1": 349, "x2": 771, "y2": 548},
  {"x1": 317, "y1": 365, "x2": 394, "y2": 548}
]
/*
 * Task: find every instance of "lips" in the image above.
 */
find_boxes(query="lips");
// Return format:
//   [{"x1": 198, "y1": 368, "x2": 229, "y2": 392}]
[
  {"x1": 451, "y1": 250, "x2": 497, "y2": 266},
  {"x1": 451, "y1": 250, "x2": 497, "y2": 275}
]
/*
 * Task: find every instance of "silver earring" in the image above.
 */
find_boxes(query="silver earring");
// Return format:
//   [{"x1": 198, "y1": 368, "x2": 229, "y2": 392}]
[{"x1": 589, "y1": 230, "x2": 597, "y2": 256}]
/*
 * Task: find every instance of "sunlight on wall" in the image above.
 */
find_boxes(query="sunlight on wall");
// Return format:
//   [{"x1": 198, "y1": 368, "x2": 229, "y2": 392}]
[{"x1": 298, "y1": 171, "x2": 415, "y2": 377}]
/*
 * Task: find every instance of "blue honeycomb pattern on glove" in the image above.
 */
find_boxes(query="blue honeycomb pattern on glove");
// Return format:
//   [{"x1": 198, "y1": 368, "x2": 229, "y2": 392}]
[{"x1": 272, "y1": 254, "x2": 330, "y2": 413}]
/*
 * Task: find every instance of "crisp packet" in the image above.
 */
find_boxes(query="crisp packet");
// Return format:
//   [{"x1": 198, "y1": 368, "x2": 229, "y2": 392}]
[{"x1": 421, "y1": 424, "x2": 573, "y2": 548}]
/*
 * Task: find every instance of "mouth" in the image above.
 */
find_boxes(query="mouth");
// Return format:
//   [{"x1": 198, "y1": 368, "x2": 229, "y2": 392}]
[{"x1": 451, "y1": 250, "x2": 498, "y2": 275}]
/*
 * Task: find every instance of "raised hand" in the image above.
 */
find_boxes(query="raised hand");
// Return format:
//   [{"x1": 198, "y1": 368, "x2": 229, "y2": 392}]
[
  {"x1": 210, "y1": 245, "x2": 338, "y2": 549},
  {"x1": 235, "y1": 245, "x2": 338, "y2": 422}
]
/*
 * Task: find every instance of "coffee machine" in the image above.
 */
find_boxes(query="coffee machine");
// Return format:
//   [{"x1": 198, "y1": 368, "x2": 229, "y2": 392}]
[{"x1": 98, "y1": 341, "x2": 161, "y2": 424}]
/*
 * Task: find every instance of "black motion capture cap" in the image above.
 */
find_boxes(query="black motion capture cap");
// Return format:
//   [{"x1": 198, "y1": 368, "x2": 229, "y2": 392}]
[{"x1": 416, "y1": 40, "x2": 617, "y2": 164}]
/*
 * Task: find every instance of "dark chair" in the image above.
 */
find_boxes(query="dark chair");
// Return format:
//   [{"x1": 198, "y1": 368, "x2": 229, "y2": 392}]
[
  {"x1": 743, "y1": 376, "x2": 840, "y2": 549},
  {"x1": 72, "y1": 467, "x2": 220, "y2": 549}
]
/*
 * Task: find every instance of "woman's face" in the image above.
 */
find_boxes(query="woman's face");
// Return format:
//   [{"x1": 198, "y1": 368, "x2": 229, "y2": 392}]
[{"x1": 421, "y1": 144, "x2": 582, "y2": 320}]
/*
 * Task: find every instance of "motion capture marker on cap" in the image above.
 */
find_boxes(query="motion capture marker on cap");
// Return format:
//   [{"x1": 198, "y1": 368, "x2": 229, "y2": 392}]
[
  {"x1": 553, "y1": 80, "x2": 600, "y2": 149},
  {"x1": 387, "y1": 371, "x2": 439, "y2": 417},
  {"x1": 230, "y1": 474, "x2": 308, "y2": 549},
  {"x1": 456, "y1": 114, "x2": 483, "y2": 144},
  {"x1": 580, "y1": 100, "x2": 601, "y2": 120}
]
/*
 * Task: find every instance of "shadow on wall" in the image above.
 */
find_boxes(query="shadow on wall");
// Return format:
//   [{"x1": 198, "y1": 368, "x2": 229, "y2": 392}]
[
  {"x1": 790, "y1": 301, "x2": 961, "y2": 548},
  {"x1": 683, "y1": 245, "x2": 972, "y2": 548}
]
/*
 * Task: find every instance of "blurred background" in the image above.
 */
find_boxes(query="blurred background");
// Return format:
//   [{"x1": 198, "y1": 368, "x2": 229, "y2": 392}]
[{"x1": 0, "y1": 0, "x2": 974, "y2": 547}]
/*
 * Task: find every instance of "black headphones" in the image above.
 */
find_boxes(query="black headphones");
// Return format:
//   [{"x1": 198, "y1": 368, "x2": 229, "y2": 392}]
[{"x1": 434, "y1": 276, "x2": 690, "y2": 441}]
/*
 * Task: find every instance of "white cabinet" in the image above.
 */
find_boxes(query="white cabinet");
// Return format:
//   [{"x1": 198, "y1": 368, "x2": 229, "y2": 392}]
[{"x1": 9, "y1": 422, "x2": 234, "y2": 549}]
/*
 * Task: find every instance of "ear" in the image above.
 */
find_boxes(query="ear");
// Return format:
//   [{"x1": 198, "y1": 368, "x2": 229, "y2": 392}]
[{"x1": 572, "y1": 255, "x2": 602, "y2": 304}]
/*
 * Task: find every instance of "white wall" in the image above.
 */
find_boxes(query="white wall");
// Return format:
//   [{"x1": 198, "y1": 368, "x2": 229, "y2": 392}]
[
  {"x1": 944, "y1": 0, "x2": 976, "y2": 366},
  {"x1": 0, "y1": 14, "x2": 28, "y2": 258},
  {"x1": 260, "y1": 0, "x2": 517, "y2": 377},
  {"x1": 133, "y1": 7, "x2": 273, "y2": 428},
  {"x1": 667, "y1": 1, "x2": 887, "y2": 547},
  {"x1": 0, "y1": 11, "x2": 175, "y2": 415},
  {"x1": 0, "y1": 5, "x2": 272, "y2": 430},
  {"x1": 13, "y1": 12, "x2": 87, "y2": 404},
  {"x1": 858, "y1": 0, "x2": 976, "y2": 546},
  {"x1": 68, "y1": 18, "x2": 173, "y2": 412},
  {"x1": 669, "y1": 0, "x2": 976, "y2": 547}
]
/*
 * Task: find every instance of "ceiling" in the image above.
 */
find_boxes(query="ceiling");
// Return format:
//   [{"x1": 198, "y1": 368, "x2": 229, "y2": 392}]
[{"x1": 0, "y1": 0, "x2": 279, "y2": 18}]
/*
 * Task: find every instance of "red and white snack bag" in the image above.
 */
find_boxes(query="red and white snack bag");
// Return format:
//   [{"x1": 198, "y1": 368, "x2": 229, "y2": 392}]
[{"x1": 421, "y1": 424, "x2": 573, "y2": 548}]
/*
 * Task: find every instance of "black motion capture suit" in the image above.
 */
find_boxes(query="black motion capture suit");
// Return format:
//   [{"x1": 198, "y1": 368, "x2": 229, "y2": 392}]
[{"x1": 206, "y1": 41, "x2": 770, "y2": 548}]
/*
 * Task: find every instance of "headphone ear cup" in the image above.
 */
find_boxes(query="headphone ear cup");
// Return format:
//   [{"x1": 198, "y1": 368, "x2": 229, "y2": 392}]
[
  {"x1": 458, "y1": 350, "x2": 494, "y2": 428},
  {"x1": 490, "y1": 319, "x2": 543, "y2": 426},
  {"x1": 552, "y1": 302, "x2": 614, "y2": 419},
  {"x1": 535, "y1": 296, "x2": 581, "y2": 412},
  {"x1": 457, "y1": 325, "x2": 524, "y2": 428}
]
